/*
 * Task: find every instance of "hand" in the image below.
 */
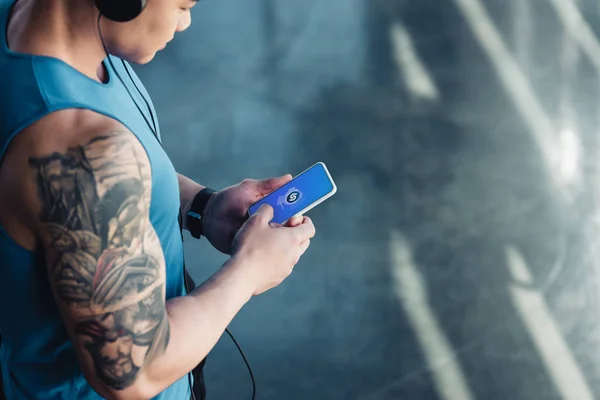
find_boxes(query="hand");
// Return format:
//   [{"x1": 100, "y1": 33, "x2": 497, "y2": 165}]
[
  {"x1": 202, "y1": 175, "x2": 296, "y2": 254},
  {"x1": 231, "y1": 204, "x2": 316, "y2": 295}
]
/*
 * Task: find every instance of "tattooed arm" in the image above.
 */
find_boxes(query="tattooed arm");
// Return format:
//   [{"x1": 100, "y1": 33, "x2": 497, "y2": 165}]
[{"x1": 24, "y1": 121, "x2": 256, "y2": 400}]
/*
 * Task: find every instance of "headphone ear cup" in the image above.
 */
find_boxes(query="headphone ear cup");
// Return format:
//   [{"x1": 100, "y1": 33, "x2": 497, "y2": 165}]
[{"x1": 95, "y1": 0, "x2": 147, "y2": 23}]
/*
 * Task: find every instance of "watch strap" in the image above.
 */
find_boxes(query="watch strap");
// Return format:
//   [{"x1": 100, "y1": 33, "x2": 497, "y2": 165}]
[{"x1": 187, "y1": 188, "x2": 216, "y2": 239}]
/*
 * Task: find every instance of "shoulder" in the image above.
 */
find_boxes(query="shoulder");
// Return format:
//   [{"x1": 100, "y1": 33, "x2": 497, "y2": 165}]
[
  {"x1": 0, "y1": 109, "x2": 149, "y2": 242},
  {"x1": 19, "y1": 109, "x2": 140, "y2": 155}
]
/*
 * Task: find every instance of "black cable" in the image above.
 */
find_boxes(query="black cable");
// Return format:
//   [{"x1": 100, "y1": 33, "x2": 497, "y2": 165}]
[
  {"x1": 225, "y1": 327, "x2": 256, "y2": 400},
  {"x1": 97, "y1": 16, "x2": 158, "y2": 142},
  {"x1": 120, "y1": 59, "x2": 158, "y2": 135},
  {"x1": 184, "y1": 274, "x2": 256, "y2": 399},
  {"x1": 97, "y1": 13, "x2": 256, "y2": 400}
]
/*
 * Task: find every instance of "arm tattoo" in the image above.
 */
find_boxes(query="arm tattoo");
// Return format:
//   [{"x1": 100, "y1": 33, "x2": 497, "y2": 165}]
[{"x1": 29, "y1": 131, "x2": 169, "y2": 390}]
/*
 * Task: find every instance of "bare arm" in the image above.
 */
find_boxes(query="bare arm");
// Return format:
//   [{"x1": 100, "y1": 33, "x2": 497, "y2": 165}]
[{"x1": 29, "y1": 129, "x2": 254, "y2": 399}]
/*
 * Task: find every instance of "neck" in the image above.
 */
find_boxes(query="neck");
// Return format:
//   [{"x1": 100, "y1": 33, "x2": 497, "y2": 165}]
[{"x1": 7, "y1": 0, "x2": 107, "y2": 81}]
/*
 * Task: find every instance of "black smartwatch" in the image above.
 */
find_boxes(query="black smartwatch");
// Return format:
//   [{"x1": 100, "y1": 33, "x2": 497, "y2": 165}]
[{"x1": 187, "y1": 188, "x2": 217, "y2": 239}]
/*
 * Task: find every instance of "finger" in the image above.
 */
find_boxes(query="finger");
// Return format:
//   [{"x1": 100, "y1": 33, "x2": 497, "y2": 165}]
[
  {"x1": 294, "y1": 217, "x2": 316, "y2": 240},
  {"x1": 300, "y1": 239, "x2": 311, "y2": 252},
  {"x1": 257, "y1": 174, "x2": 292, "y2": 195},
  {"x1": 302, "y1": 216, "x2": 315, "y2": 234},
  {"x1": 295, "y1": 240, "x2": 311, "y2": 263},
  {"x1": 252, "y1": 204, "x2": 274, "y2": 224},
  {"x1": 284, "y1": 215, "x2": 303, "y2": 227}
]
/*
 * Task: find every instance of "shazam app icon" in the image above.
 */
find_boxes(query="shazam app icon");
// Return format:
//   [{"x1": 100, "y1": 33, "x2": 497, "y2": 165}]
[{"x1": 277, "y1": 187, "x2": 302, "y2": 209}]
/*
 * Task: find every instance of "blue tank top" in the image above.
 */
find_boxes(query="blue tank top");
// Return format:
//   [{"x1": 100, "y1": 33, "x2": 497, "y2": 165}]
[{"x1": 0, "y1": 0, "x2": 190, "y2": 398}]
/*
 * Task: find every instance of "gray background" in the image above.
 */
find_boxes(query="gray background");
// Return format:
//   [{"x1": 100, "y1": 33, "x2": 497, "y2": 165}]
[{"x1": 136, "y1": 0, "x2": 600, "y2": 398}]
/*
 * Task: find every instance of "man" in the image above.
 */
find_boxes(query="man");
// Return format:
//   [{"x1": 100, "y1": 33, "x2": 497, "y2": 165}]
[{"x1": 0, "y1": 0, "x2": 316, "y2": 399}]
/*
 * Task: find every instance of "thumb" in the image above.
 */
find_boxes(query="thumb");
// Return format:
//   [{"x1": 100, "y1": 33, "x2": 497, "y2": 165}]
[
  {"x1": 253, "y1": 204, "x2": 274, "y2": 224},
  {"x1": 258, "y1": 174, "x2": 292, "y2": 194}
]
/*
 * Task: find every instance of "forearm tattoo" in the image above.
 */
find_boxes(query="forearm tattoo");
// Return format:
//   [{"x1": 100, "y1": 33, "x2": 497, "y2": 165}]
[{"x1": 29, "y1": 132, "x2": 169, "y2": 390}]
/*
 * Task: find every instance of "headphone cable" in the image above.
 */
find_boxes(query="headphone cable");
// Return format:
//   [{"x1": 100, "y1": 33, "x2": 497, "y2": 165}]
[
  {"x1": 96, "y1": 15, "x2": 157, "y2": 141},
  {"x1": 225, "y1": 328, "x2": 257, "y2": 400},
  {"x1": 183, "y1": 275, "x2": 256, "y2": 400}
]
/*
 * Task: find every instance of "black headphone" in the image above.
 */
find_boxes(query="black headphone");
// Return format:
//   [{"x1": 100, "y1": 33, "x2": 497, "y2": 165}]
[{"x1": 95, "y1": 0, "x2": 147, "y2": 22}]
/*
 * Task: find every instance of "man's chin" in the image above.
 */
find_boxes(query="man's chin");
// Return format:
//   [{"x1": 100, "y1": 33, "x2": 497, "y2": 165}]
[
  {"x1": 121, "y1": 50, "x2": 157, "y2": 65},
  {"x1": 134, "y1": 52, "x2": 157, "y2": 65}
]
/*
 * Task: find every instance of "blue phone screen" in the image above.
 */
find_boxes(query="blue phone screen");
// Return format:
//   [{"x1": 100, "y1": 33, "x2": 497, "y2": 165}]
[{"x1": 248, "y1": 163, "x2": 335, "y2": 224}]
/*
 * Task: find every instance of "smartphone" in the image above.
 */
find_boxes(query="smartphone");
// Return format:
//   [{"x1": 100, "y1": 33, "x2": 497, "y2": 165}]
[{"x1": 248, "y1": 162, "x2": 337, "y2": 224}]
